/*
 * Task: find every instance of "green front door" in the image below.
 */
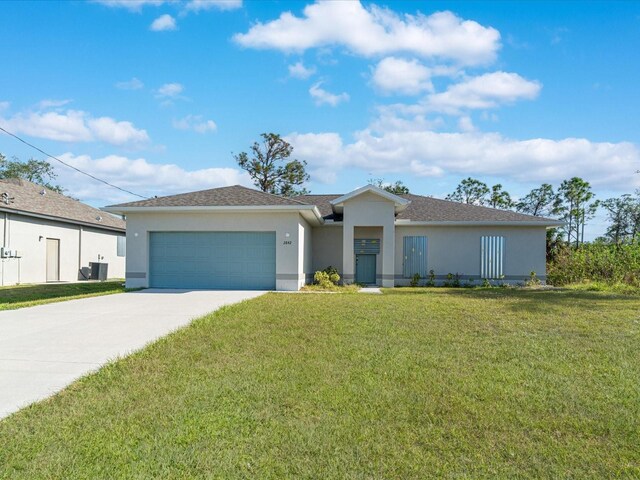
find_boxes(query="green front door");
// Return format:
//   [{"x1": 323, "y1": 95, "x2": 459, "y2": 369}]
[{"x1": 355, "y1": 254, "x2": 376, "y2": 285}]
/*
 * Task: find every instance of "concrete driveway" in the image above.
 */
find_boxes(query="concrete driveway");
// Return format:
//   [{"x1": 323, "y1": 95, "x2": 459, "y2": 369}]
[{"x1": 0, "y1": 289, "x2": 265, "y2": 419}]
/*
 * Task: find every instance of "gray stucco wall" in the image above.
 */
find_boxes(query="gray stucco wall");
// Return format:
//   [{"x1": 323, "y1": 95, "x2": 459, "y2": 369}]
[
  {"x1": 342, "y1": 192, "x2": 396, "y2": 287},
  {"x1": 299, "y1": 216, "x2": 314, "y2": 285},
  {"x1": 311, "y1": 226, "x2": 343, "y2": 274},
  {"x1": 310, "y1": 223, "x2": 547, "y2": 286},
  {"x1": 394, "y1": 225, "x2": 547, "y2": 285},
  {"x1": 124, "y1": 211, "x2": 306, "y2": 291}
]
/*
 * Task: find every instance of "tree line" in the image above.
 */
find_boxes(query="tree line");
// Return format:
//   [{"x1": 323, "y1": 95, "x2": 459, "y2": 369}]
[
  {"x1": 3, "y1": 132, "x2": 638, "y2": 247},
  {"x1": 444, "y1": 176, "x2": 640, "y2": 247}
]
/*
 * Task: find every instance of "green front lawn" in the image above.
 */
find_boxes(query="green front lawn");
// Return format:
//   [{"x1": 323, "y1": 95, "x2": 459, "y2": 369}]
[
  {"x1": 1, "y1": 289, "x2": 639, "y2": 478},
  {"x1": 0, "y1": 281, "x2": 126, "y2": 310}
]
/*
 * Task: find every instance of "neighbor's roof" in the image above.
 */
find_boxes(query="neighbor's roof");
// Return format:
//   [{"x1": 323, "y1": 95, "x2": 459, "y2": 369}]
[
  {"x1": 107, "y1": 184, "x2": 559, "y2": 225},
  {"x1": 109, "y1": 185, "x2": 309, "y2": 208},
  {"x1": 0, "y1": 178, "x2": 125, "y2": 232},
  {"x1": 296, "y1": 192, "x2": 559, "y2": 224}
]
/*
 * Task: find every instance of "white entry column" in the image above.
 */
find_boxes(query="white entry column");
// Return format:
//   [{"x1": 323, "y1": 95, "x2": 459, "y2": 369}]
[{"x1": 342, "y1": 223, "x2": 355, "y2": 283}]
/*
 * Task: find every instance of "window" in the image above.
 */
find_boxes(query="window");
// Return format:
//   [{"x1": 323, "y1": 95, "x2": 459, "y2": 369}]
[
  {"x1": 403, "y1": 236, "x2": 427, "y2": 278},
  {"x1": 117, "y1": 235, "x2": 126, "y2": 257},
  {"x1": 480, "y1": 236, "x2": 504, "y2": 279},
  {"x1": 353, "y1": 238, "x2": 380, "y2": 254}
]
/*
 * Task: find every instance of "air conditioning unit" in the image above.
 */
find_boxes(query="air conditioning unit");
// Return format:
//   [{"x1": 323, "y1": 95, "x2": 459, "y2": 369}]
[{"x1": 90, "y1": 262, "x2": 109, "y2": 281}]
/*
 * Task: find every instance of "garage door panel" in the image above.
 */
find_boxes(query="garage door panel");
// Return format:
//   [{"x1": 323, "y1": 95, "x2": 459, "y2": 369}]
[{"x1": 149, "y1": 232, "x2": 276, "y2": 290}]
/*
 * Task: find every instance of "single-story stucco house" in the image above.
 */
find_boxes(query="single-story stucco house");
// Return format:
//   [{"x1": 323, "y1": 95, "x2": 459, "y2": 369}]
[
  {"x1": 0, "y1": 178, "x2": 126, "y2": 286},
  {"x1": 105, "y1": 184, "x2": 562, "y2": 291}
]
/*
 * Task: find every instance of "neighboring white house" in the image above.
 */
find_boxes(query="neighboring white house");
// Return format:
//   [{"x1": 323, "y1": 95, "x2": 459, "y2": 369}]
[
  {"x1": 105, "y1": 184, "x2": 562, "y2": 291},
  {"x1": 0, "y1": 178, "x2": 126, "y2": 286}
]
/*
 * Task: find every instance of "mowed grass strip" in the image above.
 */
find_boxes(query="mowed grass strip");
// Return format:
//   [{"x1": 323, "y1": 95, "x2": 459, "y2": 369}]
[
  {"x1": 1, "y1": 289, "x2": 639, "y2": 478},
  {"x1": 0, "y1": 281, "x2": 126, "y2": 311}
]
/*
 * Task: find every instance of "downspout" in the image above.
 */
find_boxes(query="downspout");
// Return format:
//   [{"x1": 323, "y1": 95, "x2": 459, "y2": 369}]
[
  {"x1": 78, "y1": 226, "x2": 87, "y2": 280},
  {"x1": 1, "y1": 212, "x2": 6, "y2": 286}
]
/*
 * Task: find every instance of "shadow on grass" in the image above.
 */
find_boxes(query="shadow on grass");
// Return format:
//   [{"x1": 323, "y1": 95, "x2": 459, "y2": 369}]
[
  {"x1": 0, "y1": 281, "x2": 125, "y2": 306},
  {"x1": 386, "y1": 287, "x2": 640, "y2": 314}
]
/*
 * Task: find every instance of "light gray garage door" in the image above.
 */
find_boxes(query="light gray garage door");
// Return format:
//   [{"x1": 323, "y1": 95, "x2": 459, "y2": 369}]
[{"x1": 149, "y1": 232, "x2": 276, "y2": 290}]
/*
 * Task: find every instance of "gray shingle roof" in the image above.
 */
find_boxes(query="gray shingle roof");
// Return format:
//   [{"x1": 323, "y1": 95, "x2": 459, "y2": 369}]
[
  {"x1": 296, "y1": 192, "x2": 557, "y2": 223},
  {"x1": 108, "y1": 184, "x2": 557, "y2": 224},
  {"x1": 0, "y1": 178, "x2": 125, "y2": 231},
  {"x1": 109, "y1": 185, "x2": 309, "y2": 208}
]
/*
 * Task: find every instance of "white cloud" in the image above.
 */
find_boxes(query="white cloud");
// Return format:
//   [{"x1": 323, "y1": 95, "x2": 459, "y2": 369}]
[
  {"x1": 0, "y1": 101, "x2": 9, "y2": 112},
  {"x1": 0, "y1": 108, "x2": 150, "y2": 147},
  {"x1": 288, "y1": 61, "x2": 316, "y2": 79},
  {"x1": 427, "y1": 71, "x2": 541, "y2": 114},
  {"x1": 287, "y1": 126, "x2": 640, "y2": 191},
  {"x1": 88, "y1": 117, "x2": 151, "y2": 145},
  {"x1": 172, "y1": 114, "x2": 217, "y2": 133},
  {"x1": 156, "y1": 82, "x2": 184, "y2": 98},
  {"x1": 284, "y1": 132, "x2": 344, "y2": 183},
  {"x1": 234, "y1": 3, "x2": 501, "y2": 66},
  {"x1": 309, "y1": 82, "x2": 349, "y2": 107},
  {"x1": 115, "y1": 77, "x2": 144, "y2": 90},
  {"x1": 93, "y1": 0, "x2": 165, "y2": 12},
  {"x1": 457, "y1": 116, "x2": 476, "y2": 132},
  {"x1": 372, "y1": 57, "x2": 433, "y2": 95},
  {"x1": 184, "y1": 0, "x2": 242, "y2": 12},
  {"x1": 53, "y1": 152, "x2": 251, "y2": 205},
  {"x1": 37, "y1": 99, "x2": 72, "y2": 109},
  {"x1": 150, "y1": 14, "x2": 177, "y2": 31}
]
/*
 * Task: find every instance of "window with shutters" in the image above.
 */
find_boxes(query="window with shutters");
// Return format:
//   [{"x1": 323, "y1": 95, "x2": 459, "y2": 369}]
[
  {"x1": 402, "y1": 236, "x2": 427, "y2": 278},
  {"x1": 480, "y1": 236, "x2": 504, "y2": 279}
]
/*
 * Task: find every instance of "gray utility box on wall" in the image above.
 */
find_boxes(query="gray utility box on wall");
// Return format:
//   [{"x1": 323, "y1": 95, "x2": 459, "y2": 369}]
[{"x1": 90, "y1": 262, "x2": 109, "y2": 281}]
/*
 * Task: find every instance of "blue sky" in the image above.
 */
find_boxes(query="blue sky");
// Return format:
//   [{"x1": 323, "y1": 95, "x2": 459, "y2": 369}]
[{"x1": 1, "y1": 0, "x2": 639, "y2": 238}]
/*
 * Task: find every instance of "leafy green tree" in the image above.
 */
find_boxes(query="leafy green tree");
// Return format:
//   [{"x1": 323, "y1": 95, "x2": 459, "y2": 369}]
[
  {"x1": 446, "y1": 177, "x2": 490, "y2": 205},
  {"x1": 368, "y1": 178, "x2": 410, "y2": 195},
  {"x1": 488, "y1": 184, "x2": 513, "y2": 209},
  {"x1": 516, "y1": 183, "x2": 558, "y2": 217},
  {"x1": 234, "y1": 133, "x2": 309, "y2": 197},
  {"x1": 602, "y1": 193, "x2": 640, "y2": 244},
  {"x1": 516, "y1": 183, "x2": 563, "y2": 259},
  {"x1": 0, "y1": 154, "x2": 64, "y2": 193},
  {"x1": 556, "y1": 177, "x2": 598, "y2": 247}
]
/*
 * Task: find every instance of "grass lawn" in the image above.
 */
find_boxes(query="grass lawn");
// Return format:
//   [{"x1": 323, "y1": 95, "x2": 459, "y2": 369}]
[
  {"x1": 1, "y1": 289, "x2": 639, "y2": 478},
  {"x1": 0, "y1": 281, "x2": 127, "y2": 311}
]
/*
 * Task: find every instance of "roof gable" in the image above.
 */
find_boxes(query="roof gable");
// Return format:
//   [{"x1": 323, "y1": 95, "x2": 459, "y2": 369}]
[{"x1": 330, "y1": 185, "x2": 409, "y2": 207}]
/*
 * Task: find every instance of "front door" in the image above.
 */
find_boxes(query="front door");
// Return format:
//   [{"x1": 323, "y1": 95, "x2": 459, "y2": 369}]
[
  {"x1": 46, "y1": 238, "x2": 60, "y2": 282},
  {"x1": 355, "y1": 254, "x2": 376, "y2": 285}
]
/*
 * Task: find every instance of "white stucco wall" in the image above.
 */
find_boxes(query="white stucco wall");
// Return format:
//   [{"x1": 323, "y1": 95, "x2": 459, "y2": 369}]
[
  {"x1": 394, "y1": 225, "x2": 547, "y2": 285},
  {"x1": 80, "y1": 227, "x2": 126, "y2": 280},
  {"x1": 124, "y1": 211, "x2": 305, "y2": 291},
  {"x1": 0, "y1": 213, "x2": 125, "y2": 286}
]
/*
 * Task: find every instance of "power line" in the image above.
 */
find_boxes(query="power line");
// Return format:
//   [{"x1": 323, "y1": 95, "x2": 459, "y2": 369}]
[{"x1": 0, "y1": 126, "x2": 148, "y2": 199}]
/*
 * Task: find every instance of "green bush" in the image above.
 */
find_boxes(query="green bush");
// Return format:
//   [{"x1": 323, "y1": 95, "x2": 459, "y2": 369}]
[
  {"x1": 426, "y1": 270, "x2": 436, "y2": 287},
  {"x1": 547, "y1": 243, "x2": 640, "y2": 287},
  {"x1": 409, "y1": 273, "x2": 421, "y2": 287},
  {"x1": 313, "y1": 267, "x2": 341, "y2": 288},
  {"x1": 525, "y1": 271, "x2": 541, "y2": 287}
]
